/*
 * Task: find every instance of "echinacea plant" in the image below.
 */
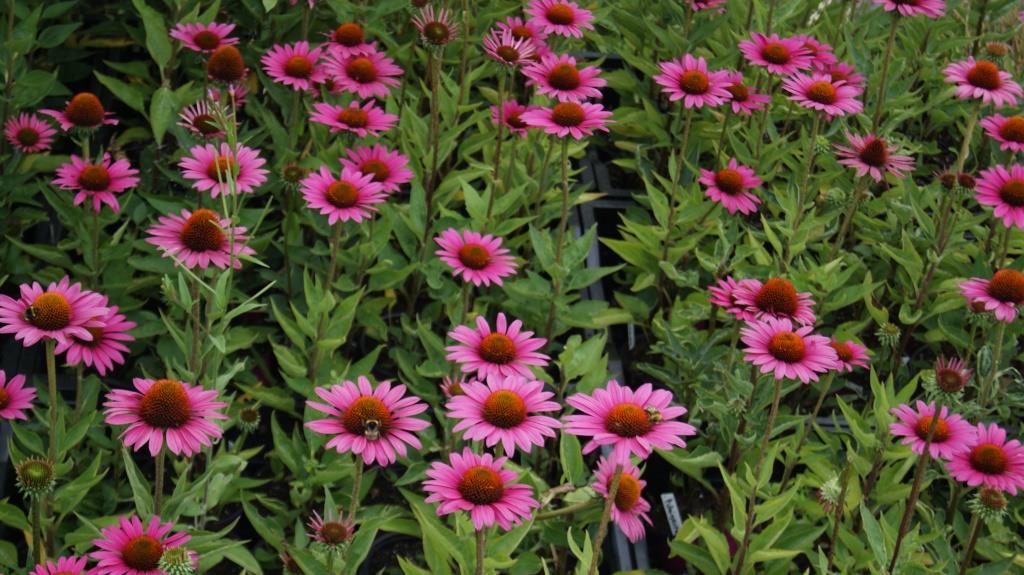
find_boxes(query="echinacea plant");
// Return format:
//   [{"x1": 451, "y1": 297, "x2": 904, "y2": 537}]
[{"x1": 1, "y1": 1, "x2": 1024, "y2": 575}]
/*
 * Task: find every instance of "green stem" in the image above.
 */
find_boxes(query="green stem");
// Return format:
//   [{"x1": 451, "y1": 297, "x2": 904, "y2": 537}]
[
  {"x1": 586, "y1": 464, "x2": 623, "y2": 575},
  {"x1": 825, "y1": 456, "x2": 853, "y2": 573},
  {"x1": 957, "y1": 515, "x2": 982, "y2": 575},
  {"x1": 532, "y1": 137, "x2": 556, "y2": 216},
  {"x1": 732, "y1": 377, "x2": 783, "y2": 575},
  {"x1": 475, "y1": 528, "x2": 486, "y2": 575},
  {"x1": 45, "y1": 340, "x2": 58, "y2": 462},
  {"x1": 534, "y1": 499, "x2": 599, "y2": 520},
  {"x1": 789, "y1": 113, "x2": 821, "y2": 240},
  {"x1": 829, "y1": 177, "x2": 870, "y2": 260},
  {"x1": 888, "y1": 401, "x2": 943, "y2": 572},
  {"x1": 554, "y1": 139, "x2": 571, "y2": 264},
  {"x1": 871, "y1": 15, "x2": 900, "y2": 131},
  {"x1": 979, "y1": 321, "x2": 1006, "y2": 406},
  {"x1": 32, "y1": 496, "x2": 44, "y2": 564},
  {"x1": 189, "y1": 278, "x2": 202, "y2": 382},
  {"x1": 486, "y1": 71, "x2": 507, "y2": 224},
  {"x1": 154, "y1": 448, "x2": 166, "y2": 516},
  {"x1": 347, "y1": 457, "x2": 364, "y2": 523},
  {"x1": 778, "y1": 373, "x2": 833, "y2": 492}
]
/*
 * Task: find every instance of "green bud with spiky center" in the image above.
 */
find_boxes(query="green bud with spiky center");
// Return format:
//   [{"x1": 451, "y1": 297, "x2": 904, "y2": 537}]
[
  {"x1": 875, "y1": 322, "x2": 901, "y2": 348},
  {"x1": 16, "y1": 457, "x2": 55, "y2": 498},
  {"x1": 238, "y1": 405, "x2": 261, "y2": 433},
  {"x1": 158, "y1": 545, "x2": 196, "y2": 575},
  {"x1": 968, "y1": 487, "x2": 1008, "y2": 524}
]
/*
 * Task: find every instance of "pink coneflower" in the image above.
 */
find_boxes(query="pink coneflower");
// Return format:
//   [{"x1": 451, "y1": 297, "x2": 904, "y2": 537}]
[
  {"x1": 327, "y1": 49, "x2": 403, "y2": 99},
  {"x1": 783, "y1": 72, "x2": 863, "y2": 117},
  {"x1": 934, "y1": 356, "x2": 972, "y2": 393},
  {"x1": 593, "y1": 453, "x2": 652, "y2": 543},
  {"x1": 834, "y1": 133, "x2": 915, "y2": 182},
  {"x1": 305, "y1": 377, "x2": 430, "y2": 466},
  {"x1": 104, "y1": 377, "x2": 226, "y2": 456},
  {"x1": 434, "y1": 228, "x2": 518, "y2": 287},
  {"x1": 873, "y1": 0, "x2": 946, "y2": 18},
  {"x1": 261, "y1": 41, "x2": 327, "y2": 92},
  {"x1": 179, "y1": 142, "x2": 268, "y2": 198},
  {"x1": 40, "y1": 92, "x2": 118, "y2": 130},
  {"x1": 0, "y1": 277, "x2": 109, "y2": 347},
  {"x1": 441, "y1": 375, "x2": 470, "y2": 398},
  {"x1": 960, "y1": 270, "x2": 1024, "y2": 321},
  {"x1": 565, "y1": 380, "x2": 697, "y2": 458},
  {"x1": 177, "y1": 100, "x2": 225, "y2": 139},
  {"x1": 723, "y1": 72, "x2": 770, "y2": 115},
  {"x1": 495, "y1": 16, "x2": 550, "y2": 59},
  {"x1": 698, "y1": 158, "x2": 762, "y2": 215},
  {"x1": 691, "y1": 0, "x2": 727, "y2": 10},
  {"x1": 4, "y1": 113, "x2": 56, "y2": 153},
  {"x1": 208, "y1": 82, "x2": 247, "y2": 107},
  {"x1": 53, "y1": 153, "x2": 140, "y2": 214},
  {"x1": 520, "y1": 101, "x2": 612, "y2": 139},
  {"x1": 0, "y1": 370, "x2": 35, "y2": 421},
  {"x1": 817, "y1": 61, "x2": 866, "y2": 93},
  {"x1": 91, "y1": 515, "x2": 195, "y2": 575},
  {"x1": 491, "y1": 101, "x2": 533, "y2": 137},
  {"x1": 169, "y1": 22, "x2": 237, "y2": 53},
  {"x1": 732, "y1": 278, "x2": 817, "y2": 326},
  {"x1": 310, "y1": 100, "x2": 398, "y2": 137},
  {"x1": 981, "y1": 114, "x2": 1024, "y2": 152},
  {"x1": 526, "y1": 0, "x2": 595, "y2": 38},
  {"x1": 793, "y1": 35, "x2": 837, "y2": 67},
  {"x1": 944, "y1": 58, "x2": 1023, "y2": 108},
  {"x1": 446, "y1": 313, "x2": 549, "y2": 380},
  {"x1": 890, "y1": 401, "x2": 976, "y2": 460},
  {"x1": 652, "y1": 54, "x2": 732, "y2": 108},
  {"x1": 207, "y1": 45, "x2": 247, "y2": 83},
  {"x1": 976, "y1": 164, "x2": 1024, "y2": 228},
  {"x1": 340, "y1": 144, "x2": 413, "y2": 193},
  {"x1": 738, "y1": 33, "x2": 813, "y2": 75},
  {"x1": 300, "y1": 166, "x2": 386, "y2": 225},
  {"x1": 423, "y1": 447, "x2": 539, "y2": 530},
  {"x1": 326, "y1": 23, "x2": 374, "y2": 58},
  {"x1": 708, "y1": 276, "x2": 758, "y2": 321},
  {"x1": 146, "y1": 208, "x2": 255, "y2": 269},
  {"x1": 307, "y1": 509, "x2": 355, "y2": 549},
  {"x1": 29, "y1": 556, "x2": 89, "y2": 575},
  {"x1": 947, "y1": 423, "x2": 1024, "y2": 494},
  {"x1": 412, "y1": 5, "x2": 459, "y2": 47},
  {"x1": 523, "y1": 53, "x2": 605, "y2": 102},
  {"x1": 54, "y1": 297, "x2": 135, "y2": 376},
  {"x1": 484, "y1": 28, "x2": 536, "y2": 66},
  {"x1": 828, "y1": 339, "x2": 870, "y2": 373},
  {"x1": 446, "y1": 375, "x2": 561, "y2": 455},
  {"x1": 741, "y1": 317, "x2": 838, "y2": 383}
]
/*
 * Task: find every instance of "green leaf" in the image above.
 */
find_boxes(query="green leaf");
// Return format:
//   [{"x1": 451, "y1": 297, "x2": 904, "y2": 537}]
[
  {"x1": 149, "y1": 86, "x2": 176, "y2": 143},
  {"x1": 95, "y1": 71, "x2": 148, "y2": 116},
  {"x1": 559, "y1": 433, "x2": 586, "y2": 486},
  {"x1": 121, "y1": 450, "x2": 154, "y2": 517},
  {"x1": 859, "y1": 505, "x2": 888, "y2": 571},
  {"x1": 131, "y1": 0, "x2": 172, "y2": 73}
]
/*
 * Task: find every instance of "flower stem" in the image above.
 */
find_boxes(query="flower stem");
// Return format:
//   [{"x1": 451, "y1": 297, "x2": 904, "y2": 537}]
[
  {"x1": 475, "y1": 528, "x2": 486, "y2": 575},
  {"x1": 825, "y1": 456, "x2": 853, "y2": 573},
  {"x1": 308, "y1": 224, "x2": 345, "y2": 381},
  {"x1": 347, "y1": 457, "x2": 364, "y2": 523},
  {"x1": 978, "y1": 321, "x2": 1006, "y2": 406},
  {"x1": 32, "y1": 496, "x2": 44, "y2": 563},
  {"x1": 532, "y1": 137, "x2": 556, "y2": 215},
  {"x1": 871, "y1": 15, "x2": 900, "y2": 131},
  {"x1": 888, "y1": 401, "x2": 943, "y2": 572},
  {"x1": 189, "y1": 277, "x2": 202, "y2": 382},
  {"x1": 829, "y1": 176, "x2": 870, "y2": 260},
  {"x1": 45, "y1": 339, "x2": 58, "y2": 462},
  {"x1": 554, "y1": 139, "x2": 571, "y2": 264},
  {"x1": 785, "y1": 113, "x2": 821, "y2": 268},
  {"x1": 779, "y1": 373, "x2": 833, "y2": 492},
  {"x1": 535, "y1": 499, "x2": 599, "y2": 520},
  {"x1": 587, "y1": 464, "x2": 623, "y2": 575},
  {"x1": 154, "y1": 448, "x2": 166, "y2": 516},
  {"x1": 957, "y1": 515, "x2": 982, "y2": 575},
  {"x1": 486, "y1": 71, "x2": 507, "y2": 224},
  {"x1": 732, "y1": 377, "x2": 783, "y2": 575}
]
